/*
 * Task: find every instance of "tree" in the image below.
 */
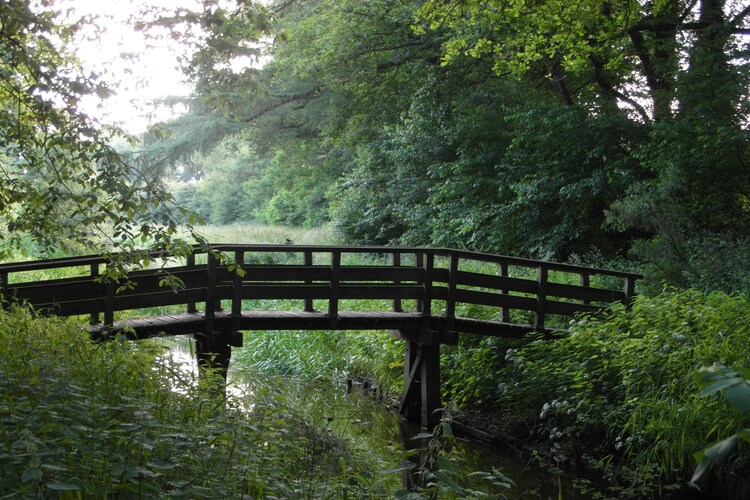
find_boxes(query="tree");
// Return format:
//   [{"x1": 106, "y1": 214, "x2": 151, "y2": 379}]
[
  {"x1": 416, "y1": 0, "x2": 750, "y2": 283},
  {"x1": 0, "y1": 0, "x2": 201, "y2": 263}
]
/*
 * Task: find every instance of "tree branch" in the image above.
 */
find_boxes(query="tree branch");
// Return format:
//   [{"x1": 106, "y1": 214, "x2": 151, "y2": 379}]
[{"x1": 731, "y1": 4, "x2": 750, "y2": 26}]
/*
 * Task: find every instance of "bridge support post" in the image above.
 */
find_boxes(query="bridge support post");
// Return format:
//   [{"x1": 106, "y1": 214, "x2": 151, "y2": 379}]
[
  {"x1": 391, "y1": 328, "x2": 443, "y2": 430},
  {"x1": 194, "y1": 330, "x2": 243, "y2": 392}
]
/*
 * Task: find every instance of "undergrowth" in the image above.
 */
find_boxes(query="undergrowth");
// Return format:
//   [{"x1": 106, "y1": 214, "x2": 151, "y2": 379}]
[
  {"x1": 0, "y1": 304, "x2": 397, "y2": 497},
  {"x1": 238, "y1": 288, "x2": 750, "y2": 498},
  {"x1": 502, "y1": 289, "x2": 750, "y2": 497}
]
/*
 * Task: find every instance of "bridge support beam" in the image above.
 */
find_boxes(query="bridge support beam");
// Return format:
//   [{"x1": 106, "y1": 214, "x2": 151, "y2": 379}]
[
  {"x1": 194, "y1": 330, "x2": 243, "y2": 392},
  {"x1": 391, "y1": 328, "x2": 447, "y2": 430}
]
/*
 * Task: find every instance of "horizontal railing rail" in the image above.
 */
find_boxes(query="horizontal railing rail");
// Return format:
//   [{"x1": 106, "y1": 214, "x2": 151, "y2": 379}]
[{"x1": 0, "y1": 244, "x2": 642, "y2": 336}]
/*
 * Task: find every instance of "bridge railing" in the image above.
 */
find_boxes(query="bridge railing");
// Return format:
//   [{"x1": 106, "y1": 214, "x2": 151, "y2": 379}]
[{"x1": 0, "y1": 244, "x2": 641, "y2": 334}]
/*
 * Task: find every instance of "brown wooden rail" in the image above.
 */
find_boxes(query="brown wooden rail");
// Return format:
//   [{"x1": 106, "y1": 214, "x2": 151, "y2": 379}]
[
  {"x1": 0, "y1": 244, "x2": 640, "y2": 428},
  {"x1": 0, "y1": 244, "x2": 639, "y2": 339}
]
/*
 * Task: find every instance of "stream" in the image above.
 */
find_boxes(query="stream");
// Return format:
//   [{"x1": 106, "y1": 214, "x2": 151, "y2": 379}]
[{"x1": 165, "y1": 337, "x2": 593, "y2": 499}]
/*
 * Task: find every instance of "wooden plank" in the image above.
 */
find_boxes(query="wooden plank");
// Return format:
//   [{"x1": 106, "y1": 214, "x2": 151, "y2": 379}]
[
  {"x1": 422, "y1": 254, "x2": 434, "y2": 318},
  {"x1": 89, "y1": 263, "x2": 100, "y2": 324},
  {"x1": 304, "y1": 251, "x2": 314, "y2": 312},
  {"x1": 448, "y1": 317, "x2": 543, "y2": 338},
  {"x1": 445, "y1": 254, "x2": 459, "y2": 330},
  {"x1": 421, "y1": 343, "x2": 441, "y2": 429},
  {"x1": 112, "y1": 289, "x2": 207, "y2": 311},
  {"x1": 392, "y1": 252, "x2": 402, "y2": 312},
  {"x1": 534, "y1": 266, "x2": 548, "y2": 330},
  {"x1": 499, "y1": 263, "x2": 511, "y2": 323},
  {"x1": 329, "y1": 251, "x2": 341, "y2": 319},
  {"x1": 206, "y1": 252, "x2": 218, "y2": 332},
  {"x1": 624, "y1": 276, "x2": 636, "y2": 310},
  {"x1": 232, "y1": 250, "x2": 244, "y2": 331},
  {"x1": 431, "y1": 267, "x2": 449, "y2": 285},
  {"x1": 416, "y1": 253, "x2": 425, "y2": 313},
  {"x1": 452, "y1": 289, "x2": 537, "y2": 311},
  {"x1": 454, "y1": 270, "x2": 538, "y2": 294},
  {"x1": 104, "y1": 275, "x2": 115, "y2": 326},
  {"x1": 545, "y1": 282, "x2": 626, "y2": 303},
  {"x1": 399, "y1": 339, "x2": 422, "y2": 422},
  {"x1": 187, "y1": 253, "x2": 197, "y2": 313},
  {"x1": 580, "y1": 273, "x2": 590, "y2": 306},
  {"x1": 11, "y1": 279, "x2": 105, "y2": 303},
  {"x1": 544, "y1": 300, "x2": 602, "y2": 316},
  {"x1": 118, "y1": 269, "x2": 207, "y2": 295}
]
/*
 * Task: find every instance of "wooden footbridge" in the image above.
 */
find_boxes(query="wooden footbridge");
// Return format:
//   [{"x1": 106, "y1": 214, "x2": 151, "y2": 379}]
[{"x1": 0, "y1": 244, "x2": 640, "y2": 428}]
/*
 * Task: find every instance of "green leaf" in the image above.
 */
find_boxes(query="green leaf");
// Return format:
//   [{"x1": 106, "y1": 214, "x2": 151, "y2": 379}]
[
  {"x1": 436, "y1": 456, "x2": 455, "y2": 473},
  {"x1": 691, "y1": 458, "x2": 711, "y2": 484},
  {"x1": 704, "y1": 435, "x2": 738, "y2": 463},
  {"x1": 431, "y1": 469, "x2": 465, "y2": 494},
  {"x1": 700, "y1": 378, "x2": 740, "y2": 397},
  {"x1": 22, "y1": 467, "x2": 42, "y2": 483},
  {"x1": 46, "y1": 482, "x2": 81, "y2": 491},
  {"x1": 724, "y1": 382, "x2": 750, "y2": 414}
]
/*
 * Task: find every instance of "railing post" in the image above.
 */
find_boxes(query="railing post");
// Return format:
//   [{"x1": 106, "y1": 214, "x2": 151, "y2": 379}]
[
  {"x1": 328, "y1": 250, "x2": 341, "y2": 320},
  {"x1": 206, "y1": 252, "x2": 217, "y2": 332},
  {"x1": 415, "y1": 253, "x2": 424, "y2": 313},
  {"x1": 392, "y1": 251, "x2": 403, "y2": 312},
  {"x1": 534, "y1": 266, "x2": 548, "y2": 331},
  {"x1": 446, "y1": 253, "x2": 459, "y2": 330},
  {"x1": 90, "y1": 263, "x2": 100, "y2": 324},
  {"x1": 232, "y1": 250, "x2": 244, "y2": 331},
  {"x1": 104, "y1": 267, "x2": 115, "y2": 327},
  {"x1": 580, "y1": 273, "x2": 591, "y2": 306},
  {"x1": 624, "y1": 276, "x2": 636, "y2": 310},
  {"x1": 304, "y1": 250, "x2": 314, "y2": 312},
  {"x1": 422, "y1": 253, "x2": 433, "y2": 319},
  {"x1": 498, "y1": 262, "x2": 511, "y2": 323},
  {"x1": 0, "y1": 270, "x2": 9, "y2": 310},
  {"x1": 187, "y1": 253, "x2": 197, "y2": 314}
]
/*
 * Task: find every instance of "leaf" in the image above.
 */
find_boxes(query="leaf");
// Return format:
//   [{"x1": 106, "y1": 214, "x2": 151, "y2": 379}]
[
  {"x1": 724, "y1": 382, "x2": 750, "y2": 414},
  {"x1": 431, "y1": 469, "x2": 465, "y2": 494},
  {"x1": 699, "y1": 378, "x2": 740, "y2": 397},
  {"x1": 704, "y1": 435, "x2": 738, "y2": 463},
  {"x1": 22, "y1": 467, "x2": 42, "y2": 483},
  {"x1": 441, "y1": 420, "x2": 453, "y2": 437},
  {"x1": 436, "y1": 456, "x2": 455, "y2": 473},
  {"x1": 46, "y1": 482, "x2": 81, "y2": 491},
  {"x1": 691, "y1": 458, "x2": 711, "y2": 484}
]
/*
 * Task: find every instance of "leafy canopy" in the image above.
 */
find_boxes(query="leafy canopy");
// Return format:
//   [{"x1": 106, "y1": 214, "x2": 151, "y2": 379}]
[{"x1": 0, "y1": 0, "x2": 213, "y2": 263}]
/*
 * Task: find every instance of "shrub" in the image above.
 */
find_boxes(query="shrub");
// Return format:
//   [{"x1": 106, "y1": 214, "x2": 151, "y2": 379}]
[
  {"x1": 0, "y1": 305, "x2": 390, "y2": 497},
  {"x1": 504, "y1": 290, "x2": 750, "y2": 496}
]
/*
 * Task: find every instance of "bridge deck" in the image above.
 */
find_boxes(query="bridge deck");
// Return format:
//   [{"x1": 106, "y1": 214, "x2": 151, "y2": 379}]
[{"x1": 87, "y1": 310, "x2": 543, "y2": 343}]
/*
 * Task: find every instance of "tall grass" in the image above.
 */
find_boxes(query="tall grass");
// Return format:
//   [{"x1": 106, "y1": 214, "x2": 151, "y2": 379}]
[
  {"x1": 189, "y1": 223, "x2": 335, "y2": 246},
  {"x1": 0, "y1": 304, "x2": 398, "y2": 497}
]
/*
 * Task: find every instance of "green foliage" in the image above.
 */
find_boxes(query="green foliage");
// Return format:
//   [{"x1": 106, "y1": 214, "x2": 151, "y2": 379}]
[
  {"x1": 413, "y1": 0, "x2": 750, "y2": 283},
  {"x1": 499, "y1": 290, "x2": 750, "y2": 496},
  {"x1": 0, "y1": 0, "x2": 201, "y2": 260},
  {"x1": 691, "y1": 365, "x2": 750, "y2": 486},
  {"x1": 237, "y1": 324, "x2": 405, "y2": 395},
  {"x1": 0, "y1": 304, "x2": 397, "y2": 497}
]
